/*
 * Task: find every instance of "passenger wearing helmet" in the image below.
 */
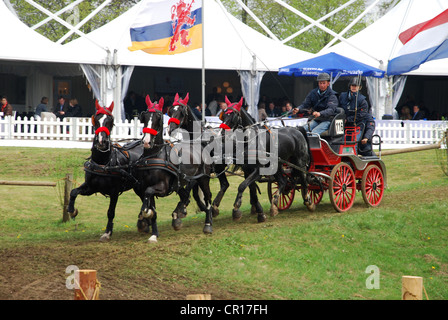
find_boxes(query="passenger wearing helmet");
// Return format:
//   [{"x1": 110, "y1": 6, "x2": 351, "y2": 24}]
[
  {"x1": 297, "y1": 73, "x2": 338, "y2": 135},
  {"x1": 339, "y1": 77, "x2": 375, "y2": 156}
]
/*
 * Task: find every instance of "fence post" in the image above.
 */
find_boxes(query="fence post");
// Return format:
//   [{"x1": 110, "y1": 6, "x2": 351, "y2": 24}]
[
  {"x1": 402, "y1": 276, "x2": 423, "y2": 300},
  {"x1": 7, "y1": 115, "x2": 13, "y2": 139},
  {"x1": 71, "y1": 117, "x2": 78, "y2": 141},
  {"x1": 63, "y1": 173, "x2": 73, "y2": 222},
  {"x1": 74, "y1": 270, "x2": 100, "y2": 300}
]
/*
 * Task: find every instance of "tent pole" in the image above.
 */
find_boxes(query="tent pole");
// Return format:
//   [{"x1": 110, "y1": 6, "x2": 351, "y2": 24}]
[{"x1": 201, "y1": 0, "x2": 205, "y2": 123}]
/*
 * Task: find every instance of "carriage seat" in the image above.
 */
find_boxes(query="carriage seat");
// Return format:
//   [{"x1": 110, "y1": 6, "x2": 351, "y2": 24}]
[{"x1": 319, "y1": 107, "x2": 345, "y2": 139}]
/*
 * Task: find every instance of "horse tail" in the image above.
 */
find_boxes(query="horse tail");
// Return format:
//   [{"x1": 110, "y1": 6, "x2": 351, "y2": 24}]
[{"x1": 297, "y1": 126, "x2": 312, "y2": 169}]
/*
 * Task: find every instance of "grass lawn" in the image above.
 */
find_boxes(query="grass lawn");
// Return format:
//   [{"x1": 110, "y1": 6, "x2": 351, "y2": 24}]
[{"x1": 0, "y1": 146, "x2": 446, "y2": 300}]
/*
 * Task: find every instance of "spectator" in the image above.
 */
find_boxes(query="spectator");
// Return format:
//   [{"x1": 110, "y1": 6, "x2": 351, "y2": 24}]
[
  {"x1": 258, "y1": 103, "x2": 267, "y2": 121},
  {"x1": 54, "y1": 96, "x2": 67, "y2": 120},
  {"x1": 34, "y1": 97, "x2": 49, "y2": 118},
  {"x1": 1, "y1": 95, "x2": 13, "y2": 116},
  {"x1": 215, "y1": 101, "x2": 227, "y2": 119},
  {"x1": 266, "y1": 102, "x2": 279, "y2": 117},
  {"x1": 411, "y1": 105, "x2": 425, "y2": 120},
  {"x1": 400, "y1": 106, "x2": 412, "y2": 120},
  {"x1": 66, "y1": 98, "x2": 82, "y2": 117}
]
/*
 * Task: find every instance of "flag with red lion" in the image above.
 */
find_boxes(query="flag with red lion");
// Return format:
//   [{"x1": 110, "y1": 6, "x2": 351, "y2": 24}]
[{"x1": 128, "y1": 0, "x2": 202, "y2": 55}]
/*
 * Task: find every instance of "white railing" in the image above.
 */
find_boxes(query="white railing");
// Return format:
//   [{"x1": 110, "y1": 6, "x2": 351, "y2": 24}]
[
  {"x1": 375, "y1": 120, "x2": 447, "y2": 145},
  {"x1": 0, "y1": 116, "x2": 143, "y2": 141},
  {"x1": 1, "y1": 115, "x2": 446, "y2": 149}
]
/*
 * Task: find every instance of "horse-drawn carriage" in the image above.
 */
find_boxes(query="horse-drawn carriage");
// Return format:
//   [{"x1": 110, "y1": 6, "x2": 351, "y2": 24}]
[
  {"x1": 266, "y1": 107, "x2": 386, "y2": 213},
  {"x1": 68, "y1": 94, "x2": 386, "y2": 242}
]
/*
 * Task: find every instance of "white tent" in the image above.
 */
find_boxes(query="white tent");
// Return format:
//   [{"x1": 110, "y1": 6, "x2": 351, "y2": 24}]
[
  {"x1": 322, "y1": 0, "x2": 448, "y2": 118},
  {"x1": 0, "y1": 0, "x2": 113, "y2": 111},
  {"x1": 0, "y1": 0, "x2": 107, "y2": 65},
  {"x1": 64, "y1": 0, "x2": 313, "y2": 120}
]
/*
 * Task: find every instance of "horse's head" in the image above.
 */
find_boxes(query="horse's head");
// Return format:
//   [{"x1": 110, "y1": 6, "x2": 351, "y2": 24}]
[
  {"x1": 219, "y1": 96, "x2": 244, "y2": 132},
  {"x1": 167, "y1": 92, "x2": 190, "y2": 136},
  {"x1": 140, "y1": 95, "x2": 164, "y2": 149},
  {"x1": 92, "y1": 100, "x2": 114, "y2": 152}
]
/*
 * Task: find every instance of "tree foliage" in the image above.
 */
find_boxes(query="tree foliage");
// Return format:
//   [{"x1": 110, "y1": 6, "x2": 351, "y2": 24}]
[
  {"x1": 9, "y1": 0, "x2": 138, "y2": 44},
  {"x1": 9, "y1": 0, "x2": 397, "y2": 51},
  {"x1": 221, "y1": 0, "x2": 396, "y2": 53}
]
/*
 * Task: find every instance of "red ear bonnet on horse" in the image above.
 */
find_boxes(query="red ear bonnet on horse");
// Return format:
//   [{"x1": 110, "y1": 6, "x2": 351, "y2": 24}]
[
  {"x1": 156, "y1": 97, "x2": 164, "y2": 112},
  {"x1": 95, "y1": 100, "x2": 114, "y2": 115},
  {"x1": 225, "y1": 96, "x2": 232, "y2": 107},
  {"x1": 172, "y1": 92, "x2": 189, "y2": 106},
  {"x1": 235, "y1": 97, "x2": 243, "y2": 112}
]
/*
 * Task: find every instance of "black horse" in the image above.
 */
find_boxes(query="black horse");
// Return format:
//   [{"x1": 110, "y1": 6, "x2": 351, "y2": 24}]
[
  {"x1": 220, "y1": 96, "x2": 312, "y2": 221},
  {"x1": 167, "y1": 93, "x2": 225, "y2": 218},
  {"x1": 67, "y1": 100, "x2": 143, "y2": 241},
  {"x1": 135, "y1": 95, "x2": 214, "y2": 237}
]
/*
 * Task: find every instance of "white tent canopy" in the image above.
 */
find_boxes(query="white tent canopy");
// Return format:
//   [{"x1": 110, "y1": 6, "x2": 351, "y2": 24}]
[
  {"x1": 323, "y1": 0, "x2": 448, "y2": 75},
  {"x1": 63, "y1": 0, "x2": 313, "y2": 120},
  {"x1": 321, "y1": 0, "x2": 448, "y2": 118},
  {"x1": 64, "y1": 0, "x2": 312, "y2": 71},
  {"x1": 0, "y1": 0, "x2": 106, "y2": 65}
]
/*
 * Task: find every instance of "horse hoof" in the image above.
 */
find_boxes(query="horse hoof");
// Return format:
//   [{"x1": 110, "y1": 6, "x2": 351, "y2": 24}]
[
  {"x1": 99, "y1": 232, "x2": 111, "y2": 242},
  {"x1": 172, "y1": 218, "x2": 183, "y2": 231},
  {"x1": 212, "y1": 206, "x2": 219, "y2": 218},
  {"x1": 137, "y1": 218, "x2": 150, "y2": 233},
  {"x1": 148, "y1": 235, "x2": 158, "y2": 243},
  {"x1": 305, "y1": 202, "x2": 316, "y2": 212},
  {"x1": 69, "y1": 209, "x2": 78, "y2": 219},
  {"x1": 232, "y1": 209, "x2": 242, "y2": 221},
  {"x1": 270, "y1": 206, "x2": 278, "y2": 217},
  {"x1": 203, "y1": 224, "x2": 213, "y2": 235},
  {"x1": 257, "y1": 214, "x2": 267, "y2": 223}
]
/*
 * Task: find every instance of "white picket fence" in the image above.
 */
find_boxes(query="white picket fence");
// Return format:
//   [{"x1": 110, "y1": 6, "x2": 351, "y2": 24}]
[{"x1": 0, "y1": 115, "x2": 446, "y2": 149}]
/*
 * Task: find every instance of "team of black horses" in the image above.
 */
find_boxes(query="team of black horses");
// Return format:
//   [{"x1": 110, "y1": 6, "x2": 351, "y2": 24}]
[{"x1": 68, "y1": 93, "x2": 312, "y2": 242}]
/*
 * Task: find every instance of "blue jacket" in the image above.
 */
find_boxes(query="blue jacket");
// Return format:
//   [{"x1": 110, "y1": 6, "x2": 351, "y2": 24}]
[
  {"x1": 299, "y1": 87, "x2": 338, "y2": 121},
  {"x1": 339, "y1": 91, "x2": 369, "y2": 123}
]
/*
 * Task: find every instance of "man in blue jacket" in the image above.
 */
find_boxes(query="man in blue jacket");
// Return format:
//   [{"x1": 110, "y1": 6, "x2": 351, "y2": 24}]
[
  {"x1": 339, "y1": 77, "x2": 375, "y2": 156},
  {"x1": 297, "y1": 73, "x2": 338, "y2": 135}
]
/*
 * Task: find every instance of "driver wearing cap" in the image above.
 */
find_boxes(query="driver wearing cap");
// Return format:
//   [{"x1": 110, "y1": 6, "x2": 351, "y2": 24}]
[{"x1": 297, "y1": 72, "x2": 338, "y2": 135}]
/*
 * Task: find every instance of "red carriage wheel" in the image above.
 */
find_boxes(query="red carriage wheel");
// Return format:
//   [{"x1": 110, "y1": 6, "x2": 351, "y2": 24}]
[
  {"x1": 361, "y1": 164, "x2": 384, "y2": 207},
  {"x1": 329, "y1": 162, "x2": 356, "y2": 213},
  {"x1": 267, "y1": 180, "x2": 295, "y2": 211}
]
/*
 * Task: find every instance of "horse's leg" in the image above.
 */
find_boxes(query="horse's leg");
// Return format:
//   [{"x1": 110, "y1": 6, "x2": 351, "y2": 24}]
[
  {"x1": 249, "y1": 182, "x2": 265, "y2": 223},
  {"x1": 198, "y1": 177, "x2": 213, "y2": 234},
  {"x1": 172, "y1": 186, "x2": 191, "y2": 231},
  {"x1": 301, "y1": 172, "x2": 314, "y2": 211},
  {"x1": 211, "y1": 167, "x2": 229, "y2": 217},
  {"x1": 173, "y1": 179, "x2": 195, "y2": 220},
  {"x1": 232, "y1": 168, "x2": 260, "y2": 221},
  {"x1": 99, "y1": 193, "x2": 119, "y2": 242},
  {"x1": 137, "y1": 193, "x2": 150, "y2": 234},
  {"x1": 192, "y1": 183, "x2": 207, "y2": 212},
  {"x1": 67, "y1": 182, "x2": 94, "y2": 218},
  {"x1": 270, "y1": 171, "x2": 287, "y2": 217},
  {"x1": 147, "y1": 195, "x2": 159, "y2": 243}
]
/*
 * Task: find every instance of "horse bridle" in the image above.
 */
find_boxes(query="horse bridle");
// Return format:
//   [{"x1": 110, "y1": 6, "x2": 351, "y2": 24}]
[
  {"x1": 142, "y1": 110, "x2": 164, "y2": 148},
  {"x1": 93, "y1": 114, "x2": 113, "y2": 152},
  {"x1": 220, "y1": 103, "x2": 243, "y2": 130},
  {"x1": 168, "y1": 103, "x2": 188, "y2": 133}
]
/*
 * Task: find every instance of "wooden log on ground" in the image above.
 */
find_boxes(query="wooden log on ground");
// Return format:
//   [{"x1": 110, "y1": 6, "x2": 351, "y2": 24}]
[
  {"x1": 402, "y1": 276, "x2": 423, "y2": 300},
  {"x1": 381, "y1": 142, "x2": 441, "y2": 156},
  {"x1": 0, "y1": 180, "x2": 56, "y2": 187},
  {"x1": 62, "y1": 173, "x2": 73, "y2": 222},
  {"x1": 74, "y1": 269, "x2": 100, "y2": 300}
]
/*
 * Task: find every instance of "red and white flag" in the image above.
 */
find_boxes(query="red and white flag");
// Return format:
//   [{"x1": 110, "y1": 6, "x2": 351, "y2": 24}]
[{"x1": 387, "y1": 8, "x2": 448, "y2": 75}]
